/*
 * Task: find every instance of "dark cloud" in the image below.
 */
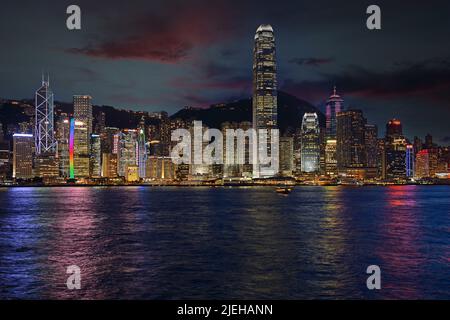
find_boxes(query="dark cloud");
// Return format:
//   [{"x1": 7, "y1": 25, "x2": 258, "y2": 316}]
[
  {"x1": 441, "y1": 136, "x2": 450, "y2": 143},
  {"x1": 289, "y1": 57, "x2": 334, "y2": 67},
  {"x1": 66, "y1": 1, "x2": 238, "y2": 63},
  {"x1": 281, "y1": 57, "x2": 450, "y2": 103}
]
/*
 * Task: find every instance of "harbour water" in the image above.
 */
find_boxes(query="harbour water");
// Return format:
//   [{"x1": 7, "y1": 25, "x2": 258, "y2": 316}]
[{"x1": 0, "y1": 186, "x2": 449, "y2": 299}]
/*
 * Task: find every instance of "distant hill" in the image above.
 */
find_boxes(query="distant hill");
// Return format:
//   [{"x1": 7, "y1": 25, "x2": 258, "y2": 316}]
[
  {"x1": 170, "y1": 91, "x2": 325, "y2": 134},
  {"x1": 1, "y1": 91, "x2": 324, "y2": 136}
]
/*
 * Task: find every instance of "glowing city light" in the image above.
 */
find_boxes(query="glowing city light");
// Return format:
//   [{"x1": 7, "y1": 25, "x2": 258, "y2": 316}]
[{"x1": 69, "y1": 118, "x2": 75, "y2": 179}]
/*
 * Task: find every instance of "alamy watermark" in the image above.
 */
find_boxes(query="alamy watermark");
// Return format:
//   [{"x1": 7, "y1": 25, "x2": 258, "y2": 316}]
[{"x1": 170, "y1": 121, "x2": 279, "y2": 175}]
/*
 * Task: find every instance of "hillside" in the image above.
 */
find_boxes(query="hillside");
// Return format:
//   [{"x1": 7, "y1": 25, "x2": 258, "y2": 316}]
[{"x1": 170, "y1": 91, "x2": 325, "y2": 134}]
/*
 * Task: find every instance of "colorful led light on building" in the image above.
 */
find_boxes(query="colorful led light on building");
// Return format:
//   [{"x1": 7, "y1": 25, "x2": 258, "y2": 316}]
[{"x1": 69, "y1": 118, "x2": 75, "y2": 179}]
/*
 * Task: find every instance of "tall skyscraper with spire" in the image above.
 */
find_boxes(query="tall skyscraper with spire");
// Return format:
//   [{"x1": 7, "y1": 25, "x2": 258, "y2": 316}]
[
  {"x1": 325, "y1": 86, "x2": 344, "y2": 139},
  {"x1": 35, "y1": 74, "x2": 56, "y2": 154},
  {"x1": 252, "y1": 24, "x2": 277, "y2": 178}
]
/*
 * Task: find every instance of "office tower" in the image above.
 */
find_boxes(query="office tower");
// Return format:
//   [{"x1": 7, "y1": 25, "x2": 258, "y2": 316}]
[
  {"x1": 253, "y1": 24, "x2": 277, "y2": 178},
  {"x1": 385, "y1": 139, "x2": 407, "y2": 180},
  {"x1": 325, "y1": 86, "x2": 344, "y2": 138},
  {"x1": 301, "y1": 113, "x2": 320, "y2": 173},
  {"x1": 0, "y1": 139, "x2": 10, "y2": 179},
  {"x1": 406, "y1": 144, "x2": 415, "y2": 178},
  {"x1": 12, "y1": 133, "x2": 33, "y2": 179},
  {"x1": 336, "y1": 110, "x2": 366, "y2": 170},
  {"x1": 94, "y1": 111, "x2": 106, "y2": 135},
  {"x1": 90, "y1": 134, "x2": 102, "y2": 178},
  {"x1": 137, "y1": 118, "x2": 148, "y2": 179},
  {"x1": 125, "y1": 165, "x2": 139, "y2": 182},
  {"x1": 102, "y1": 153, "x2": 118, "y2": 178},
  {"x1": 35, "y1": 153, "x2": 59, "y2": 179},
  {"x1": 428, "y1": 148, "x2": 439, "y2": 177},
  {"x1": 325, "y1": 139, "x2": 337, "y2": 176},
  {"x1": 293, "y1": 128, "x2": 302, "y2": 175},
  {"x1": 279, "y1": 136, "x2": 294, "y2": 177},
  {"x1": 102, "y1": 127, "x2": 120, "y2": 154},
  {"x1": 415, "y1": 149, "x2": 430, "y2": 179},
  {"x1": 35, "y1": 75, "x2": 56, "y2": 155},
  {"x1": 160, "y1": 111, "x2": 171, "y2": 156},
  {"x1": 386, "y1": 119, "x2": 403, "y2": 140},
  {"x1": 73, "y1": 95, "x2": 93, "y2": 136},
  {"x1": 175, "y1": 163, "x2": 190, "y2": 181},
  {"x1": 118, "y1": 129, "x2": 137, "y2": 177},
  {"x1": 146, "y1": 156, "x2": 176, "y2": 181},
  {"x1": 72, "y1": 120, "x2": 90, "y2": 178},
  {"x1": 377, "y1": 138, "x2": 386, "y2": 179},
  {"x1": 364, "y1": 124, "x2": 378, "y2": 168},
  {"x1": 385, "y1": 119, "x2": 407, "y2": 180},
  {"x1": 55, "y1": 116, "x2": 70, "y2": 177}
]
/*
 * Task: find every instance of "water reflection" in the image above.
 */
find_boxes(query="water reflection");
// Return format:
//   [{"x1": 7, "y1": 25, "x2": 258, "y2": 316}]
[
  {"x1": 0, "y1": 186, "x2": 448, "y2": 299},
  {"x1": 377, "y1": 186, "x2": 425, "y2": 299}
]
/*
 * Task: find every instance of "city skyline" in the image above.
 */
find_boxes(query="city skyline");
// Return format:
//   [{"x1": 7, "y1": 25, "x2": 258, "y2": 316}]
[
  {"x1": 2, "y1": 0, "x2": 450, "y2": 143},
  {"x1": 1, "y1": 22, "x2": 449, "y2": 185}
]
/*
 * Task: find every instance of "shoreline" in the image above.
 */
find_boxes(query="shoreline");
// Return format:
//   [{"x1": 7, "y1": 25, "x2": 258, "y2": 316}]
[{"x1": 1, "y1": 183, "x2": 449, "y2": 188}]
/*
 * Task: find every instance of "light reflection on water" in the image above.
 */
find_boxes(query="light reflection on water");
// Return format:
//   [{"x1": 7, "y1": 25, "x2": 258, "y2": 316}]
[{"x1": 0, "y1": 186, "x2": 449, "y2": 299}]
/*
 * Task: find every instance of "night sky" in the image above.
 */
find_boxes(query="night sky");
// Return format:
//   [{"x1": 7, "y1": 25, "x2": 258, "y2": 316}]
[{"x1": 1, "y1": 0, "x2": 450, "y2": 142}]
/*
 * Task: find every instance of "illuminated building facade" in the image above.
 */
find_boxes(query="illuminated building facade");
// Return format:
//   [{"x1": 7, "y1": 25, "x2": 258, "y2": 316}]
[
  {"x1": 146, "y1": 156, "x2": 176, "y2": 181},
  {"x1": 137, "y1": 119, "x2": 148, "y2": 179},
  {"x1": 336, "y1": 110, "x2": 367, "y2": 171},
  {"x1": 126, "y1": 165, "x2": 139, "y2": 182},
  {"x1": 90, "y1": 134, "x2": 102, "y2": 178},
  {"x1": 385, "y1": 119, "x2": 407, "y2": 180},
  {"x1": 364, "y1": 124, "x2": 378, "y2": 169},
  {"x1": 325, "y1": 139, "x2": 337, "y2": 176},
  {"x1": 325, "y1": 86, "x2": 344, "y2": 139},
  {"x1": 73, "y1": 120, "x2": 90, "y2": 178},
  {"x1": 252, "y1": 24, "x2": 277, "y2": 178},
  {"x1": 73, "y1": 95, "x2": 93, "y2": 136},
  {"x1": 279, "y1": 136, "x2": 294, "y2": 177},
  {"x1": 406, "y1": 144, "x2": 415, "y2": 178},
  {"x1": 0, "y1": 140, "x2": 10, "y2": 179},
  {"x1": 12, "y1": 133, "x2": 33, "y2": 179},
  {"x1": 56, "y1": 115, "x2": 70, "y2": 177},
  {"x1": 69, "y1": 118, "x2": 75, "y2": 178},
  {"x1": 102, "y1": 153, "x2": 118, "y2": 178},
  {"x1": 118, "y1": 129, "x2": 137, "y2": 177},
  {"x1": 415, "y1": 149, "x2": 430, "y2": 179},
  {"x1": 301, "y1": 113, "x2": 320, "y2": 173}
]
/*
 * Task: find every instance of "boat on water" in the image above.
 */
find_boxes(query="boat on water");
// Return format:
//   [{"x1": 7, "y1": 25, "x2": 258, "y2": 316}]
[{"x1": 275, "y1": 186, "x2": 293, "y2": 194}]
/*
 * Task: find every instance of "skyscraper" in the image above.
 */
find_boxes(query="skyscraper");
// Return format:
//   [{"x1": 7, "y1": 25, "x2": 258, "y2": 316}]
[
  {"x1": 12, "y1": 133, "x2": 33, "y2": 179},
  {"x1": 253, "y1": 24, "x2": 277, "y2": 130},
  {"x1": 325, "y1": 86, "x2": 344, "y2": 139},
  {"x1": 415, "y1": 149, "x2": 430, "y2": 179},
  {"x1": 73, "y1": 96, "x2": 93, "y2": 178},
  {"x1": 56, "y1": 115, "x2": 70, "y2": 177},
  {"x1": 35, "y1": 75, "x2": 56, "y2": 155},
  {"x1": 364, "y1": 124, "x2": 378, "y2": 168},
  {"x1": 385, "y1": 119, "x2": 407, "y2": 180},
  {"x1": 137, "y1": 119, "x2": 148, "y2": 179},
  {"x1": 301, "y1": 113, "x2": 320, "y2": 173},
  {"x1": 336, "y1": 110, "x2": 367, "y2": 170},
  {"x1": 118, "y1": 129, "x2": 137, "y2": 177},
  {"x1": 74, "y1": 95, "x2": 93, "y2": 136},
  {"x1": 406, "y1": 144, "x2": 415, "y2": 178},
  {"x1": 90, "y1": 134, "x2": 102, "y2": 178},
  {"x1": 73, "y1": 120, "x2": 90, "y2": 178},
  {"x1": 279, "y1": 137, "x2": 294, "y2": 177},
  {"x1": 253, "y1": 24, "x2": 277, "y2": 178}
]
